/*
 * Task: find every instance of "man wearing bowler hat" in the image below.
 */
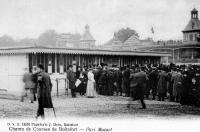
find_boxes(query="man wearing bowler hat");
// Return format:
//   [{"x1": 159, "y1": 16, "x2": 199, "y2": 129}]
[{"x1": 36, "y1": 64, "x2": 54, "y2": 119}]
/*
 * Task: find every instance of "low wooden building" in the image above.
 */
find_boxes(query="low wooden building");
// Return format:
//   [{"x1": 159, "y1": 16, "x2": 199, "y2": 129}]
[{"x1": 0, "y1": 46, "x2": 170, "y2": 95}]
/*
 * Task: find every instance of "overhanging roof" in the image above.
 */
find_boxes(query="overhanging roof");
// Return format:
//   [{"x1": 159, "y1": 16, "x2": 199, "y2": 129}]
[
  {"x1": 0, "y1": 46, "x2": 171, "y2": 57},
  {"x1": 183, "y1": 18, "x2": 200, "y2": 32}
]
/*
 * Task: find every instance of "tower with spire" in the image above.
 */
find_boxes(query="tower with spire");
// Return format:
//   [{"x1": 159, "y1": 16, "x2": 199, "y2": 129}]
[
  {"x1": 182, "y1": 8, "x2": 200, "y2": 43},
  {"x1": 140, "y1": 8, "x2": 200, "y2": 64},
  {"x1": 80, "y1": 24, "x2": 96, "y2": 49}
]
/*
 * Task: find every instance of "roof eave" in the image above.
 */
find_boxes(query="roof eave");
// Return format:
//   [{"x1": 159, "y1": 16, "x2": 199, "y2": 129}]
[
  {"x1": 0, "y1": 47, "x2": 171, "y2": 57},
  {"x1": 182, "y1": 29, "x2": 200, "y2": 32}
]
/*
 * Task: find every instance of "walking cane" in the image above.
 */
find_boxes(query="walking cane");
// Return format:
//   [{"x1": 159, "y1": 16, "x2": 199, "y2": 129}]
[{"x1": 52, "y1": 107, "x2": 56, "y2": 118}]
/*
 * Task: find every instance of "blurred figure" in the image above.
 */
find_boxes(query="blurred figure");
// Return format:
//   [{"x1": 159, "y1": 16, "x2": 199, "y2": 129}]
[
  {"x1": 98, "y1": 64, "x2": 109, "y2": 95},
  {"x1": 36, "y1": 64, "x2": 54, "y2": 119},
  {"x1": 115, "y1": 67, "x2": 123, "y2": 96},
  {"x1": 67, "y1": 65, "x2": 77, "y2": 98},
  {"x1": 193, "y1": 69, "x2": 200, "y2": 106},
  {"x1": 21, "y1": 67, "x2": 36, "y2": 103},
  {"x1": 31, "y1": 66, "x2": 38, "y2": 102},
  {"x1": 157, "y1": 67, "x2": 168, "y2": 101},
  {"x1": 148, "y1": 67, "x2": 158, "y2": 100},
  {"x1": 172, "y1": 70, "x2": 183, "y2": 102},
  {"x1": 168, "y1": 68, "x2": 176, "y2": 101},
  {"x1": 128, "y1": 67, "x2": 148, "y2": 109},
  {"x1": 121, "y1": 67, "x2": 126, "y2": 96},
  {"x1": 123, "y1": 65, "x2": 131, "y2": 97},
  {"x1": 107, "y1": 68, "x2": 115, "y2": 96},
  {"x1": 180, "y1": 71, "x2": 193, "y2": 105},
  {"x1": 95, "y1": 65, "x2": 103, "y2": 94}
]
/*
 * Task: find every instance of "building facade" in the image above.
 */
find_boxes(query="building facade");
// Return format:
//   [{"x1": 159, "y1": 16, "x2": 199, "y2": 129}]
[
  {"x1": 141, "y1": 8, "x2": 200, "y2": 64},
  {"x1": 56, "y1": 24, "x2": 96, "y2": 49},
  {"x1": 0, "y1": 23, "x2": 172, "y2": 95},
  {"x1": 0, "y1": 46, "x2": 169, "y2": 95}
]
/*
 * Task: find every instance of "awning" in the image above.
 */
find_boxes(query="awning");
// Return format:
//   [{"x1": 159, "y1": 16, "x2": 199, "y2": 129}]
[{"x1": 0, "y1": 46, "x2": 171, "y2": 57}]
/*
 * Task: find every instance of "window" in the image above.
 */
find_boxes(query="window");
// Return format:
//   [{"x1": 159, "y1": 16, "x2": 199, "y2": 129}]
[
  {"x1": 194, "y1": 34, "x2": 197, "y2": 41},
  {"x1": 184, "y1": 34, "x2": 186, "y2": 40},
  {"x1": 190, "y1": 34, "x2": 193, "y2": 41}
]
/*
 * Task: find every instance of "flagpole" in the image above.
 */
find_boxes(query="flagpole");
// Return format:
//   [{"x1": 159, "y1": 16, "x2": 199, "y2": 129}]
[{"x1": 151, "y1": 27, "x2": 155, "y2": 42}]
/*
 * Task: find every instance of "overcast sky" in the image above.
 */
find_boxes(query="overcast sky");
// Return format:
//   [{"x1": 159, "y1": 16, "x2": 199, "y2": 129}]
[{"x1": 0, "y1": 0, "x2": 200, "y2": 44}]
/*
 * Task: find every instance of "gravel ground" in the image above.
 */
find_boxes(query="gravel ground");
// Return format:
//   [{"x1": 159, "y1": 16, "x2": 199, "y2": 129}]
[{"x1": 0, "y1": 95, "x2": 200, "y2": 119}]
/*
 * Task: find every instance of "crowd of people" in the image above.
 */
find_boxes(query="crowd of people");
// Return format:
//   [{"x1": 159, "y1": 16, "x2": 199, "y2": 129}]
[
  {"x1": 67, "y1": 63, "x2": 200, "y2": 108},
  {"x1": 21, "y1": 63, "x2": 200, "y2": 118}
]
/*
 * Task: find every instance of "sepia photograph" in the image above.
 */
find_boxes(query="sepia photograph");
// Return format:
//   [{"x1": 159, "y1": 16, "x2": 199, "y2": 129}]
[{"x1": 0, "y1": 0, "x2": 200, "y2": 132}]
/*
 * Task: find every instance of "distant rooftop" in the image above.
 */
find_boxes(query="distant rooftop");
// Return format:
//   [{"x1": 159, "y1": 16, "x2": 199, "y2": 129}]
[
  {"x1": 124, "y1": 34, "x2": 140, "y2": 45},
  {"x1": 80, "y1": 24, "x2": 95, "y2": 41},
  {"x1": 183, "y1": 8, "x2": 200, "y2": 32}
]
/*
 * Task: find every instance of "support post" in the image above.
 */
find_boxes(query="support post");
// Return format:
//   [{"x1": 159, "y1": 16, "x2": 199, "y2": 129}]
[
  {"x1": 56, "y1": 79, "x2": 58, "y2": 97},
  {"x1": 172, "y1": 48, "x2": 175, "y2": 64},
  {"x1": 55, "y1": 54, "x2": 57, "y2": 73}
]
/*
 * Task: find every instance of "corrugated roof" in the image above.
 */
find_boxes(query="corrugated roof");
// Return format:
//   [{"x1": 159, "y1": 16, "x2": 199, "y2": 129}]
[{"x1": 0, "y1": 46, "x2": 171, "y2": 57}]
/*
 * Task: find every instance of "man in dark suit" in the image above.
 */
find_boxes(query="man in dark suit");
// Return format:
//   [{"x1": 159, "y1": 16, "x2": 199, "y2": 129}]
[
  {"x1": 98, "y1": 64, "x2": 109, "y2": 95},
  {"x1": 114, "y1": 67, "x2": 123, "y2": 96},
  {"x1": 36, "y1": 64, "x2": 53, "y2": 119},
  {"x1": 123, "y1": 65, "x2": 131, "y2": 97},
  {"x1": 148, "y1": 67, "x2": 158, "y2": 100},
  {"x1": 129, "y1": 66, "x2": 148, "y2": 109},
  {"x1": 67, "y1": 65, "x2": 77, "y2": 98},
  {"x1": 95, "y1": 66, "x2": 103, "y2": 94}
]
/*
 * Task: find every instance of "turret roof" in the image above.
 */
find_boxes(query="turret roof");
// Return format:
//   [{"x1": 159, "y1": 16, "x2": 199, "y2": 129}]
[
  {"x1": 183, "y1": 8, "x2": 200, "y2": 32},
  {"x1": 183, "y1": 18, "x2": 200, "y2": 32},
  {"x1": 81, "y1": 25, "x2": 95, "y2": 41}
]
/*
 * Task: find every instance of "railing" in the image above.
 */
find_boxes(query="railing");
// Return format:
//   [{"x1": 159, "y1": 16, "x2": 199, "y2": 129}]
[
  {"x1": 50, "y1": 73, "x2": 69, "y2": 97},
  {"x1": 55, "y1": 78, "x2": 68, "y2": 97},
  {"x1": 174, "y1": 58, "x2": 200, "y2": 63}
]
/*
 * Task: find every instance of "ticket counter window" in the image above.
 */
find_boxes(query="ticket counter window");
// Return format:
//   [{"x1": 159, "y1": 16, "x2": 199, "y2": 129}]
[{"x1": 48, "y1": 61, "x2": 52, "y2": 74}]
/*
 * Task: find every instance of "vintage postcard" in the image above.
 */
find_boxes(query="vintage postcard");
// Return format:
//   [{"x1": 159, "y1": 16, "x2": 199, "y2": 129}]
[{"x1": 0, "y1": 0, "x2": 200, "y2": 132}]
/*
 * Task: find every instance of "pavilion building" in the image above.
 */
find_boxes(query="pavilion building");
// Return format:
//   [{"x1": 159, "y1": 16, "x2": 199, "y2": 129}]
[
  {"x1": 0, "y1": 25, "x2": 170, "y2": 95},
  {"x1": 139, "y1": 8, "x2": 200, "y2": 64}
]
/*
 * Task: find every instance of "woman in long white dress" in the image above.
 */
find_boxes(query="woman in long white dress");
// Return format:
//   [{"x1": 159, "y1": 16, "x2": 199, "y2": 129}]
[{"x1": 86, "y1": 68, "x2": 97, "y2": 98}]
